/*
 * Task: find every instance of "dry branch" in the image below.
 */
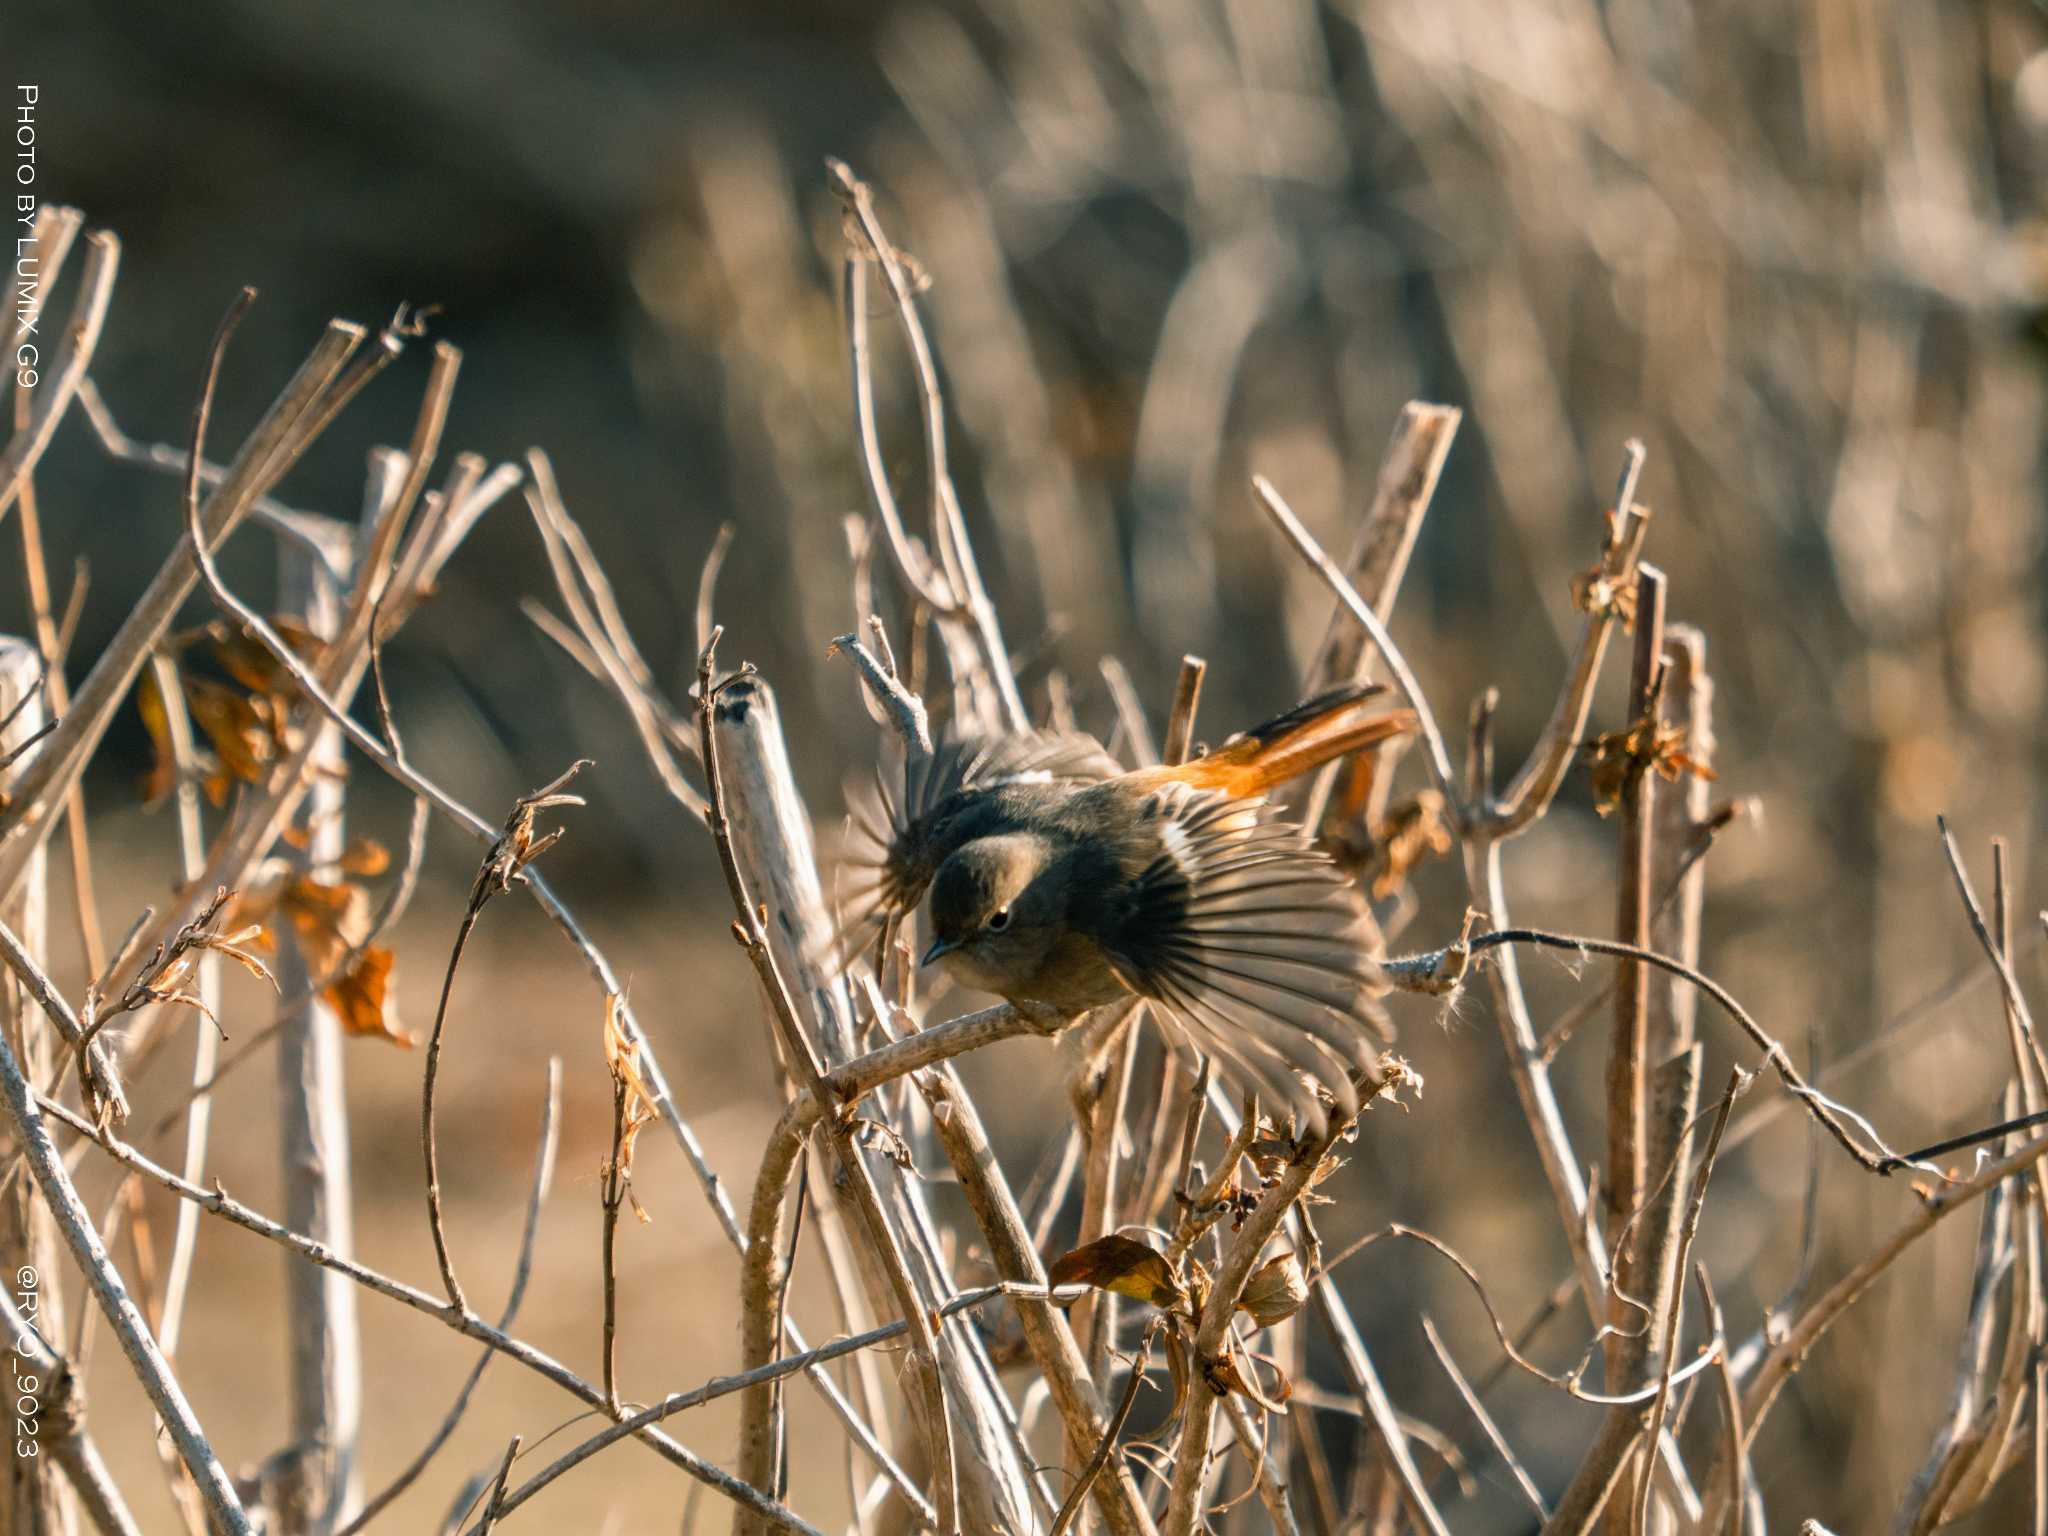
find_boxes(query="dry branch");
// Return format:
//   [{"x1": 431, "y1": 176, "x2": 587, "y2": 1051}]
[
  {"x1": 0, "y1": 636, "x2": 69, "y2": 1536},
  {"x1": 0, "y1": 973, "x2": 250, "y2": 1531},
  {"x1": 0, "y1": 1286, "x2": 141, "y2": 1536},
  {"x1": 701, "y1": 654, "x2": 971, "y2": 1536},
  {"x1": 35, "y1": 1092, "x2": 822, "y2": 1533}
]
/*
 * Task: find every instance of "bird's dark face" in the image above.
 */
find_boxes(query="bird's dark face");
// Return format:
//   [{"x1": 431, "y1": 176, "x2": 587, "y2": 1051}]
[{"x1": 923, "y1": 833, "x2": 1064, "y2": 995}]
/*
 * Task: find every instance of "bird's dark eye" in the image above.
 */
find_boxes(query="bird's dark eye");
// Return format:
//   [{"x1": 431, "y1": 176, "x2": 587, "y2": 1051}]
[{"x1": 986, "y1": 908, "x2": 1011, "y2": 933}]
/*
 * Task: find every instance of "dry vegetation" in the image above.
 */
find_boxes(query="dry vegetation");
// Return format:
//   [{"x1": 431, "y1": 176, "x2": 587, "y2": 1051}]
[{"x1": 6, "y1": 1, "x2": 2048, "y2": 1533}]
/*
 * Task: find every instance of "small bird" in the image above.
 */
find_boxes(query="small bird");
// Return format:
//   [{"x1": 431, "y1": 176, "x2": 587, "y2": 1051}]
[{"x1": 838, "y1": 684, "x2": 1415, "y2": 1125}]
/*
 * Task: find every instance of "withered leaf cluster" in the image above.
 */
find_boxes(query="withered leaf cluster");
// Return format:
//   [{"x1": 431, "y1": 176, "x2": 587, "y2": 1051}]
[
  {"x1": 602, "y1": 993, "x2": 660, "y2": 1224},
  {"x1": 1584, "y1": 712, "x2": 1718, "y2": 818},
  {"x1": 1367, "y1": 789, "x2": 1453, "y2": 901},
  {"x1": 138, "y1": 619, "x2": 330, "y2": 810},
  {"x1": 227, "y1": 843, "x2": 408, "y2": 1048}
]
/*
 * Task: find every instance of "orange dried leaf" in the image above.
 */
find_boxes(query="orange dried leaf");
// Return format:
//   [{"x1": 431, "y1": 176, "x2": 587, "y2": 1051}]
[
  {"x1": 208, "y1": 616, "x2": 326, "y2": 695},
  {"x1": 324, "y1": 946, "x2": 411, "y2": 1047},
  {"x1": 1370, "y1": 790, "x2": 1452, "y2": 900},
  {"x1": 148, "y1": 987, "x2": 221, "y2": 1036},
  {"x1": 1584, "y1": 716, "x2": 1716, "y2": 817},
  {"x1": 602, "y1": 994, "x2": 660, "y2": 1176},
  {"x1": 181, "y1": 676, "x2": 275, "y2": 789},
  {"x1": 194, "y1": 927, "x2": 280, "y2": 991},
  {"x1": 137, "y1": 667, "x2": 177, "y2": 809},
  {"x1": 278, "y1": 874, "x2": 374, "y2": 985},
  {"x1": 337, "y1": 837, "x2": 391, "y2": 878},
  {"x1": 1047, "y1": 1235, "x2": 1186, "y2": 1311}
]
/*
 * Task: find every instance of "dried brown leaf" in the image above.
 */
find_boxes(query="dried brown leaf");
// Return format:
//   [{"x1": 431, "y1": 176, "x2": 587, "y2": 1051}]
[
  {"x1": 1370, "y1": 790, "x2": 1452, "y2": 900},
  {"x1": 1237, "y1": 1250, "x2": 1308, "y2": 1328},
  {"x1": 324, "y1": 945, "x2": 411, "y2": 1047},
  {"x1": 1209, "y1": 1344, "x2": 1292, "y2": 1412},
  {"x1": 136, "y1": 666, "x2": 179, "y2": 809},
  {"x1": 1047, "y1": 1234, "x2": 1187, "y2": 1311},
  {"x1": 336, "y1": 836, "x2": 392, "y2": 878},
  {"x1": 1584, "y1": 714, "x2": 1718, "y2": 818},
  {"x1": 208, "y1": 616, "x2": 326, "y2": 696},
  {"x1": 601, "y1": 993, "x2": 659, "y2": 1179},
  {"x1": 192, "y1": 925, "x2": 280, "y2": 991},
  {"x1": 181, "y1": 675, "x2": 278, "y2": 789}
]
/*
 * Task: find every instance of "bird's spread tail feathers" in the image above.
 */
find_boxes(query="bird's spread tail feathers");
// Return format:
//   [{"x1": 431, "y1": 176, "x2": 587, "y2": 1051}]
[{"x1": 1147, "y1": 683, "x2": 1414, "y2": 799}]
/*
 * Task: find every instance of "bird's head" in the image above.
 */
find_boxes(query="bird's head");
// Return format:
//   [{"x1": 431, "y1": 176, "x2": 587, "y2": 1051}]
[{"x1": 922, "y1": 833, "x2": 1064, "y2": 994}]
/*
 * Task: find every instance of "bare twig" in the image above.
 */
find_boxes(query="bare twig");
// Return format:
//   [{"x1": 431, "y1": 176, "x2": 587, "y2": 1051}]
[
  {"x1": 0, "y1": 313, "x2": 379, "y2": 911},
  {"x1": 700, "y1": 645, "x2": 960, "y2": 1536},
  {"x1": 1163, "y1": 654, "x2": 1207, "y2": 766},
  {"x1": 1606, "y1": 564, "x2": 1667, "y2": 1259},
  {"x1": 1628, "y1": 1068, "x2": 1742, "y2": 1536},
  {"x1": 1421, "y1": 1314, "x2": 1548, "y2": 1521},
  {"x1": 0, "y1": 1287, "x2": 142, "y2": 1536},
  {"x1": 1049, "y1": 1319, "x2": 1163, "y2": 1536},
  {"x1": 36, "y1": 1092, "x2": 826, "y2": 1534},
  {"x1": 472, "y1": 1436, "x2": 520, "y2": 1536},
  {"x1": 1694, "y1": 1128, "x2": 2048, "y2": 1534},
  {"x1": 11, "y1": 221, "x2": 108, "y2": 982},
  {"x1": 525, "y1": 454, "x2": 708, "y2": 821},
  {"x1": 470, "y1": 1281, "x2": 1077, "y2": 1523},
  {"x1": 1486, "y1": 441, "x2": 1650, "y2": 837},
  {"x1": 1937, "y1": 817, "x2": 2045, "y2": 1084},
  {"x1": 1166, "y1": 1095, "x2": 1438, "y2": 1536},
  {"x1": 269, "y1": 495, "x2": 363, "y2": 1532},
  {"x1": 0, "y1": 996, "x2": 250, "y2": 1530},
  {"x1": 0, "y1": 637, "x2": 70, "y2": 1535},
  {"x1": 151, "y1": 650, "x2": 216, "y2": 1367},
  {"x1": 423, "y1": 761, "x2": 588, "y2": 1313},
  {"x1": 1253, "y1": 475, "x2": 1456, "y2": 798},
  {"x1": 831, "y1": 159, "x2": 1027, "y2": 733},
  {"x1": 1692, "y1": 1266, "x2": 1756, "y2": 1534},
  {"x1": 919, "y1": 1066, "x2": 1160, "y2": 1536},
  {"x1": 829, "y1": 633, "x2": 932, "y2": 756},
  {"x1": 1388, "y1": 927, "x2": 1919, "y2": 1175},
  {"x1": 335, "y1": 1062, "x2": 561, "y2": 1536},
  {"x1": 0, "y1": 914, "x2": 125, "y2": 1125},
  {"x1": 1222, "y1": 1391, "x2": 1305, "y2": 1536},
  {"x1": 1298, "y1": 403, "x2": 1461, "y2": 830}
]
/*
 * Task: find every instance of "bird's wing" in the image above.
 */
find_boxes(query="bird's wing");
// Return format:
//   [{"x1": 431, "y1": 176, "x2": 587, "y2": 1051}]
[
  {"x1": 1092, "y1": 783, "x2": 1388, "y2": 1130},
  {"x1": 831, "y1": 730, "x2": 1122, "y2": 957}
]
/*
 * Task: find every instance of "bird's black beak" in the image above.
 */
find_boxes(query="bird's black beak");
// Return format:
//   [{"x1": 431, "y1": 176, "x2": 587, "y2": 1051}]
[{"x1": 920, "y1": 936, "x2": 958, "y2": 968}]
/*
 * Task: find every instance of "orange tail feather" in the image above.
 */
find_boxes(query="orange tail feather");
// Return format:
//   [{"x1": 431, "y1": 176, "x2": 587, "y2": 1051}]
[{"x1": 1142, "y1": 684, "x2": 1416, "y2": 799}]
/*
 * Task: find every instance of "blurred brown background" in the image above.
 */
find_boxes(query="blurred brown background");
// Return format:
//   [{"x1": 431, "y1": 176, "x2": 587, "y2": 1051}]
[{"x1": 13, "y1": 0, "x2": 2048, "y2": 1529}]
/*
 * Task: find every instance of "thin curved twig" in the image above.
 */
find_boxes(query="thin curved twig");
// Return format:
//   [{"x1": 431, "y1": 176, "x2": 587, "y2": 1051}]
[
  {"x1": 421, "y1": 762, "x2": 588, "y2": 1313},
  {"x1": 152, "y1": 650, "x2": 219, "y2": 1364},
  {"x1": 1387, "y1": 926, "x2": 1919, "y2": 1175},
  {"x1": 335, "y1": 1061, "x2": 561, "y2": 1536},
  {"x1": 831, "y1": 159, "x2": 1027, "y2": 732}
]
